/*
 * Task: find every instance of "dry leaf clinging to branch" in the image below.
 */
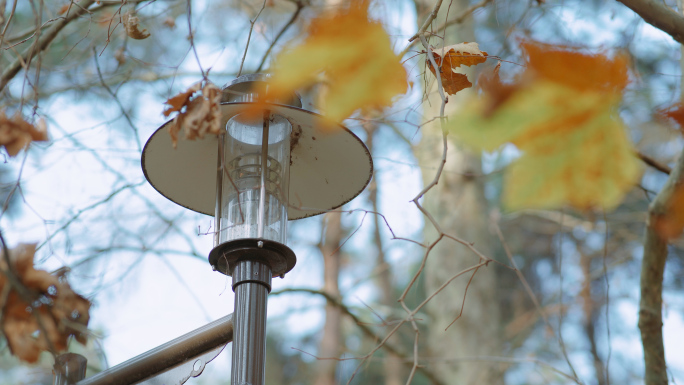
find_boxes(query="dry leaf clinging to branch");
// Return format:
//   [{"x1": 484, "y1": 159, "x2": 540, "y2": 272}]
[
  {"x1": 0, "y1": 244, "x2": 90, "y2": 363},
  {"x1": 426, "y1": 42, "x2": 488, "y2": 95},
  {"x1": 163, "y1": 82, "x2": 222, "y2": 148},
  {"x1": 0, "y1": 112, "x2": 48, "y2": 157},
  {"x1": 123, "y1": 10, "x2": 150, "y2": 40}
]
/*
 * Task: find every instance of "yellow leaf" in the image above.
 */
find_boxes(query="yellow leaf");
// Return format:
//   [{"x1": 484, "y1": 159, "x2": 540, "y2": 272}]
[
  {"x1": 449, "y1": 42, "x2": 640, "y2": 211},
  {"x1": 258, "y1": 1, "x2": 407, "y2": 123}
]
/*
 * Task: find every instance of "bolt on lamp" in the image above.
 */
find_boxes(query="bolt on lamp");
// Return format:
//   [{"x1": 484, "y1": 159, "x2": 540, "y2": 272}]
[{"x1": 141, "y1": 74, "x2": 372, "y2": 385}]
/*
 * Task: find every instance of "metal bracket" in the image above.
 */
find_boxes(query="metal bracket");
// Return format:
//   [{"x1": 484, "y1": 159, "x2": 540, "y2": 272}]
[{"x1": 136, "y1": 342, "x2": 226, "y2": 385}]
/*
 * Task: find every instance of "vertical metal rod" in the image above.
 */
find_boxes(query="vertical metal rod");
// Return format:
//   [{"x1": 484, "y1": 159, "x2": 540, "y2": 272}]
[
  {"x1": 214, "y1": 133, "x2": 224, "y2": 248},
  {"x1": 53, "y1": 353, "x2": 87, "y2": 385},
  {"x1": 257, "y1": 111, "x2": 270, "y2": 239},
  {"x1": 231, "y1": 259, "x2": 272, "y2": 385}
]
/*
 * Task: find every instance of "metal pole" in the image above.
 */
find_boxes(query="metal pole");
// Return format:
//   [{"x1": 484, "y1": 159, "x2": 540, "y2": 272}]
[
  {"x1": 54, "y1": 353, "x2": 87, "y2": 385},
  {"x1": 257, "y1": 110, "x2": 270, "y2": 239},
  {"x1": 231, "y1": 259, "x2": 272, "y2": 385}
]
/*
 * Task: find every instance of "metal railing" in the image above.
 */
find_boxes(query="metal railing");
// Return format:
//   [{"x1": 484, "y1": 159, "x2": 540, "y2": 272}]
[{"x1": 54, "y1": 314, "x2": 233, "y2": 385}]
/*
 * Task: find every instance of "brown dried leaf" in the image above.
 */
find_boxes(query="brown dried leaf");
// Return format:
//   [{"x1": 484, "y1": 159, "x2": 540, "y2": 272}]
[
  {"x1": 122, "y1": 10, "x2": 150, "y2": 40},
  {"x1": 58, "y1": 4, "x2": 69, "y2": 15},
  {"x1": 426, "y1": 42, "x2": 488, "y2": 95},
  {"x1": 114, "y1": 47, "x2": 126, "y2": 65},
  {"x1": 163, "y1": 82, "x2": 201, "y2": 117},
  {"x1": 0, "y1": 244, "x2": 90, "y2": 363},
  {"x1": 162, "y1": 17, "x2": 176, "y2": 29},
  {"x1": 164, "y1": 82, "x2": 222, "y2": 148},
  {"x1": 0, "y1": 112, "x2": 48, "y2": 157}
]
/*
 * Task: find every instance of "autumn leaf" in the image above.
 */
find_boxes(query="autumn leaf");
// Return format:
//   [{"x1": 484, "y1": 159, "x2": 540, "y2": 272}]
[
  {"x1": 426, "y1": 42, "x2": 488, "y2": 95},
  {"x1": 0, "y1": 111, "x2": 48, "y2": 157},
  {"x1": 477, "y1": 61, "x2": 519, "y2": 116},
  {"x1": 163, "y1": 82, "x2": 222, "y2": 148},
  {"x1": 162, "y1": 17, "x2": 176, "y2": 29},
  {"x1": 449, "y1": 41, "x2": 640, "y2": 211},
  {"x1": 122, "y1": 10, "x2": 150, "y2": 40},
  {"x1": 0, "y1": 244, "x2": 90, "y2": 363},
  {"x1": 249, "y1": 1, "x2": 407, "y2": 124},
  {"x1": 656, "y1": 102, "x2": 684, "y2": 132},
  {"x1": 58, "y1": 4, "x2": 70, "y2": 15}
]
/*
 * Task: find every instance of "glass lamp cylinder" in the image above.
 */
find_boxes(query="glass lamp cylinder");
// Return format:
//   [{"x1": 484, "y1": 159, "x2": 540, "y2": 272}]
[{"x1": 217, "y1": 111, "x2": 291, "y2": 245}]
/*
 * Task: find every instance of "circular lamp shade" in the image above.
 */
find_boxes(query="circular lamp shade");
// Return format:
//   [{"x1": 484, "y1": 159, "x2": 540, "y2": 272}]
[{"x1": 142, "y1": 103, "x2": 373, "y2": 220}]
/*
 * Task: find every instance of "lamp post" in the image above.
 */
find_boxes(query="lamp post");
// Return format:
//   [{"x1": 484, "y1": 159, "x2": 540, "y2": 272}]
[{"x1": 141, "y1": 74, "x2": 372, "y2": 385}]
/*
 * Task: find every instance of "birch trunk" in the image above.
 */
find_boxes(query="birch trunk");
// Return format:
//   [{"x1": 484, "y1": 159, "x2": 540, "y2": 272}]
[
  {"x1": 314, "y1": 212, "x2": 343, "y2": 385},
  {"x1": 414, "y1": 1, "x2": 504, "y2": 384}
]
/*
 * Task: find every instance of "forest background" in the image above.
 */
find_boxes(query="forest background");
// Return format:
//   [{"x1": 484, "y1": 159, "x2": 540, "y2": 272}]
[{"x1": 0, "y1": 0, "x2": 683, "y2": 384}]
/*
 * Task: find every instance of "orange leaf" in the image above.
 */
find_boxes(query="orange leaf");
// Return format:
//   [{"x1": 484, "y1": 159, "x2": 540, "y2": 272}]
[
  {"x1": 522, "y1": 40, "x2": 628, "y2": 93},
  {"x1": 656, "y1": 102, "x2": 684, "y2": 132},
  {"x1": 426, "y1": 42, "x2": 488, "y2": 95},
  {"x1": 163, "y1": 82, "x2": 201, "y2": 117}
]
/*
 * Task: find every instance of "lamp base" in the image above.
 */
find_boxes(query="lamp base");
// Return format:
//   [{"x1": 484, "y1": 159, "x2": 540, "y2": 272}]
[{"x1": 208, "y1": 238, "x2": 296, "y2": 278}]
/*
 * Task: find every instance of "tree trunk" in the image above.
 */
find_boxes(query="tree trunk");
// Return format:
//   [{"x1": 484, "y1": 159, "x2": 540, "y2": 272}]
[
  {"x1": 414, "y1": 1, "x2": 504, "y2": 384},
  {"x1": 637, "y1": 148, "x2": 684, "y2": 385},
  {"x1": 364, "y1": 121, "x2": 404, "y2": 385},
  {"x1": 314, "y1": 211, "x2": 343, "y2": 385}
]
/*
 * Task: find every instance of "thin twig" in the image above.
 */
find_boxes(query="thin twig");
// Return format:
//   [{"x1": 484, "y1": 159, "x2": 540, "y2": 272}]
[
  {"x1": 0, "y1": 0, "x2": 18, "y2": 51},
  {"x1": 255, "y1": 1, "x2": 304, "y2": 73},
  {"x1": 92, "y1": 47, "x2": 142, "y2": 152},
  {"x1": 408, "y1": 0, "x2": 444, "y2": 42},
  {"x1": 637, "y1": 151, "x2": 672, "y2": 175},
  {"x1": 186, "y1": 0, "x2": 204, "y2": 77},
  {"x1": 557, "y1": 211, "x2": 582, "y2": 382},
  {"x1": 270, "y1": 288, "x2": 445, "y2": 385},
  {"x1": 237, "y1": 0, "x2": 267, "y2": 77},
  {"x1": 0, "y1": 0, "x2": 97, "y2": 91},
  {"x1": 602, "y1": 211, "x2": 612, "y2": 385}
]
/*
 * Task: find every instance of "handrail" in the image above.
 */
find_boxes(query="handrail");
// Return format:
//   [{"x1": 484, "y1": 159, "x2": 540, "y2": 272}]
[{"x1": 75, "y1": 314, "x2": 233, "y2": 385}]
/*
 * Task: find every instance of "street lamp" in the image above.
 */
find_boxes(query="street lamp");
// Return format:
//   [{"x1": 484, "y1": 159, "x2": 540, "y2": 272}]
[{"x1": 141, "y1": 74, "x2": 372, "y2": 385}]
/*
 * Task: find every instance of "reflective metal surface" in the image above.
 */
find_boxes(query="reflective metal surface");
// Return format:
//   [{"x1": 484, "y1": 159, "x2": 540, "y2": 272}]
[
  {"x1": 54, "y1": 353, "x2": 87, "y2": 385},
  {"x1": 137, "y1": 343, "x2": 225, "y2": 385},
  {"x1": 231, "y1": 260, "x2": 272, "y2": 385},
  {"x1": 77, "y1": 314, "x2": 233, "y2": 385}
]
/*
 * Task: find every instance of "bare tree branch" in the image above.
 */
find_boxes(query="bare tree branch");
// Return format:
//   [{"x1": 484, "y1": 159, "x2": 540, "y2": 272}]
[
  {"x1": 271, "y1": 287, "x2": 446, "y2": 385},
  {"x1": 638, "y1": 149, "x2": 684, "y2": 384},
  {"x1": 255, "y1": 1, "x2": 305, "y2": 73},
  {"x1": 617, "y1": 0, "x2": 684, "y2": 45},
  {"x1": 0, "y1": 0, "x2": 96, "y2": 92},
  {"x1": 637, "y1": 151, "x2": 672, "y2": 175}
]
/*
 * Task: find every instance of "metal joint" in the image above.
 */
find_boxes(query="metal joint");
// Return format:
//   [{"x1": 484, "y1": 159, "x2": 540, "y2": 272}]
[{"x1": 232, "y1": 260, "x2": 272, "y2": 292}]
